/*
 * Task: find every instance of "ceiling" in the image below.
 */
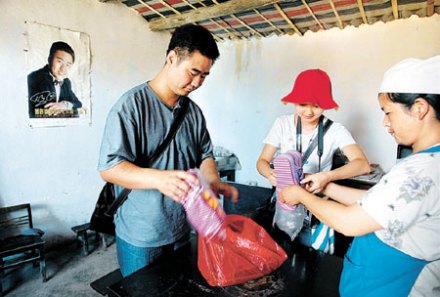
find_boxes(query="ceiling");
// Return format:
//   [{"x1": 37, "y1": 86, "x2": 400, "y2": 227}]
[{"x1": 101, "y1": 0, "x2": 439, "y2": 41}]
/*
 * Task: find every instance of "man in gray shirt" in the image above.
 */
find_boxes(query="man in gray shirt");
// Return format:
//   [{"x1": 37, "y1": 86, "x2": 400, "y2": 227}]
[{"x1": 98, "y1": 24, "x2": 238, "y2": 277}]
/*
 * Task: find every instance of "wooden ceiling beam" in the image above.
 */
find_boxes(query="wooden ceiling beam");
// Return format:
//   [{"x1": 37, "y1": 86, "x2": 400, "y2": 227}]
[
  {"x1": 211, "y1": 0, "x2": 264, "y2": 38},
  {"x1": 274, "y1": 3, "x2": 303, "y2": 36},
  {"x1": 356, "y1": 0, "x2": 369, "y2": 24},
  {"x1": 328, "y1": 0, "x2": 344, "y2": 29},
  {"x1": 159, "y1": 0, "x2": 181, "y2": 15},
  {"x1": 253, "y1": 8, "x2": 284, "y2": 35},
  {"x1": 301, "y1": 0, "x2": 324, "y2": 30},
  {"x1": 427, "y1": 0, "x2": 434, "y2": 16},
  {"x1": 156, "y1": 0, "x2": 223, "y2": 42},
  {"x1": 231, "y1": 14, "x2": 264, "y2": 38},
  {"x1": 137, "y1": 0, "x2": 166, "y2": 18},
  {"x1": 391, "y1": 0, "x2": 399, "y2": 19},
  {"x1": 191, "y1": 0, "x2": 241, "y2": 40},
  {"x1": 149, "y1": 0, "x2": 289, "y2": 31}
]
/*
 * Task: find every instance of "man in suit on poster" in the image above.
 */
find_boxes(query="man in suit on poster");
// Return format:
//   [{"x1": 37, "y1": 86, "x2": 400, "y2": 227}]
[{"x1": 27, "y1": 41, "x2": 82, "y2": 118}]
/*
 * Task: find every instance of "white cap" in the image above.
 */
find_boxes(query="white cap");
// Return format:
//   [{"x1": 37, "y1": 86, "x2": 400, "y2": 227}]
[{"x1": 378, "y1": 55, "x2": 440, "y2": 94}]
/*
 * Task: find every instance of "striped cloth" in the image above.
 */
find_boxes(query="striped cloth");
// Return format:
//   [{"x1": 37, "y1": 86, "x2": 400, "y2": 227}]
[
  {"x1": 311, "y1": 222, "x2": 335, "y2": 254},
  {"x1": 273, "y1": 150, "x2": 303, "y2": 210},
  {"x1": 181, "y1": 169, "x2": 226, "y2": 240}
]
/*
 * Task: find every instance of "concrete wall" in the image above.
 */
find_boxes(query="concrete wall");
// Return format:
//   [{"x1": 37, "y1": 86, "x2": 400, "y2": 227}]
[
  {"x1": 193, "y1": 14, "x2": 440, "y2": 186},
  {"x1": 1, "y1": 0, "x2": 440, "y2": 244}
]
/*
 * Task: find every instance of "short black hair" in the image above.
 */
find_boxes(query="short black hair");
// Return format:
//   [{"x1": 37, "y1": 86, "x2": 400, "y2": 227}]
[
  {"x1": 166, "y1": 24, "x2": 219, "y2": 63},
  {"x1": 389, "y1": 93, "x2": 440, "y2": 120},
  {"x1": 48, "y1": 41, "x2": 75, "y2": 65}
]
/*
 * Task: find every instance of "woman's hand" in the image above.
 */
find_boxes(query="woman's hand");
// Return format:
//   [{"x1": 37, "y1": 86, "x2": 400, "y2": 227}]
[
  {"x1": 300, "y1": 171, "x2": 332, "y2": 194},
  {"x1": 266, "y1": 169, "x2": 277, "y2": 187},
  {"x1": 256, "y1": 144, "x2": 278, "y2": 186},
  {"x1": 279, "y1": 185, "x2": 304, "y2": 206}
]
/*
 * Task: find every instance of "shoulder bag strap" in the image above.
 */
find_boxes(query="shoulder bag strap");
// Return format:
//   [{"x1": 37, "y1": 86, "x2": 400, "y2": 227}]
[
  {"x1": 106, "y1": 97, "x2": 190, "y2": 216},
  {"x1": 147, "y1": 97, "x2": 189, "y2": 166}
]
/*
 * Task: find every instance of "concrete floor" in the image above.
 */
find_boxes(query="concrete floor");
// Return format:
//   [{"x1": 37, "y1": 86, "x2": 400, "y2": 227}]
[{"x1": 2, "y1": 237, "x2": 119, "y2": 297}]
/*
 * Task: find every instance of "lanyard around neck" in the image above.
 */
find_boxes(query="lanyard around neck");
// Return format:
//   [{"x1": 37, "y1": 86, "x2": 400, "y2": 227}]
[{"x1": 296, "y1": 115, "x2": 329, "y2": 171}]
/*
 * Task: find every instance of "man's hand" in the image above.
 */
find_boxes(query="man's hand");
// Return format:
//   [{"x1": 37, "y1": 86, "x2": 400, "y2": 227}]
[
  {"x1": 210, "y1": 181, "x2": 239, "y2": 203},
  {"x1": 45, "y1": 101, "x2": 71, "y2": 110},
  {"x1": 155, "y1": 170, "x2": 199, "y2": 203}
]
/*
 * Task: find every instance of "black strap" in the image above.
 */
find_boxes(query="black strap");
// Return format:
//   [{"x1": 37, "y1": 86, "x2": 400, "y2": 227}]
[
  {"x1": 148, "y1": 98, "x2": 189, "y2": 166},
  {"x1": 296, "y1": 117, "x2": 302, "y2": 153},
  {"x1": 297, "y1": 115, "x2": 333, "y2": 226},
  {"x1": 105, "y1": 98, "x2": 189, "y2": 216},
  {"x1": 296, "y1": 115, "x2": 333, "y2": 169}
]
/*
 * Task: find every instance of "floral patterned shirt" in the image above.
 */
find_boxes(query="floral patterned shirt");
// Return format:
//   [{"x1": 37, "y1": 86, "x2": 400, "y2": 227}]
[{"x1": 359, "y1": 148, "x2": 440, "y2": 261}]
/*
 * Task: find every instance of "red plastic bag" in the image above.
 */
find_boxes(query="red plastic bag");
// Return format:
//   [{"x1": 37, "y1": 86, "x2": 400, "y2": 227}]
[{"x1": 198, "y1": 214, "x2": 288, "y2": 287}]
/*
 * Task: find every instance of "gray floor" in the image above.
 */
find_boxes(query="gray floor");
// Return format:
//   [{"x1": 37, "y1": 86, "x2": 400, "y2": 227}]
[{"x1": 2, "y1": 237, "x2": 119, "y2": 297}]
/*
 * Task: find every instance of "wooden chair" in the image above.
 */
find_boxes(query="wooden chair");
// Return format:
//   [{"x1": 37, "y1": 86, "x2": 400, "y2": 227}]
[{"x1": 0, "y1": 203, "x2": 46, "y2": 295}]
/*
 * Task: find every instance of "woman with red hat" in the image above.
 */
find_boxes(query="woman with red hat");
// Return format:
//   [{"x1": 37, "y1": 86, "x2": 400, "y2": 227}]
[{"x1": 257, "y1": 69, "x2": 370, "y2": 195}]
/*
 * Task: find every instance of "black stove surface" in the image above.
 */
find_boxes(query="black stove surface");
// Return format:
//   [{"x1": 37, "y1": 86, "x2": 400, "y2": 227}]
[{"x1": 107, "y1": 230, "x2": 342, "y2": 297}]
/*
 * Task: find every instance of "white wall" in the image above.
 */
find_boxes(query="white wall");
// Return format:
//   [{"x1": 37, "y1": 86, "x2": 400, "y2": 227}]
[
  {"x1": 0, "y1": 0, "x2": 169, "y2": 244},
  {"x1": 193, "y1": 15, "x2": 440, "y2": 187}
]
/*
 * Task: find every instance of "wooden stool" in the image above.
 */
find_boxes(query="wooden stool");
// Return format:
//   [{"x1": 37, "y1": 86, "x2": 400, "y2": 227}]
[
  {"x1": 71, "y1": 223, "x2": 92, "y2": 256},
  {"x1": 71, "y1": 223, "x2": 112, "y2": 255}
]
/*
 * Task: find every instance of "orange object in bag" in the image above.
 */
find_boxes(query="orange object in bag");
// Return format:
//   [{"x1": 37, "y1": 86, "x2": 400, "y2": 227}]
[{"x1": 198, "y1": 214, "x2": 288, "y2": 287}]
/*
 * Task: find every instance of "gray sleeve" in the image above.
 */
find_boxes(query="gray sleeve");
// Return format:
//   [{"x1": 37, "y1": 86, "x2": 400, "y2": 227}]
[
  {"x1": 197, "y1": 111, "x2": 214, "y2": 165},
  {"x1": 97, "y1": 100, "x2": 138, "y2": 171}
]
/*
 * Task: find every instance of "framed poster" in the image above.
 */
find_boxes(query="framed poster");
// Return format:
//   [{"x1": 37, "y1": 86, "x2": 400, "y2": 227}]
[{"x1": 25, "y1": 22, "x2": 91, "y2": 127}]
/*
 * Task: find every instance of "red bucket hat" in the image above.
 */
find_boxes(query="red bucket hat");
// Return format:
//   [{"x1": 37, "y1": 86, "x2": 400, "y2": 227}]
[{"x1": 281, "y1": 69, "x2": 339, "y2": 110}]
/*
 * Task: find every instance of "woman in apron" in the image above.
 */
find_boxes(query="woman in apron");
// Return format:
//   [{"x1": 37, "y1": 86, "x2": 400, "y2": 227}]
[{"x1": 279, "y1": 55, "x2": 440, "y2": 296}]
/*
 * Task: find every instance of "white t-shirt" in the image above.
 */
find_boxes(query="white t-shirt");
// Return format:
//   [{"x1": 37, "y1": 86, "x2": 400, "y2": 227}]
[
  {"x1": 359, "y1": 150, "x2": 440, "y2": 261},
  {"x1": 263, "y1": 114, "x2": 356, "y2": 174}
]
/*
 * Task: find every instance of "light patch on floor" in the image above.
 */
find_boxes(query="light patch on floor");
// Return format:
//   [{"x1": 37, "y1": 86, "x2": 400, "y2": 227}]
[{"x1": 2, "y1": 238, "x2": 118, "y2": 297}]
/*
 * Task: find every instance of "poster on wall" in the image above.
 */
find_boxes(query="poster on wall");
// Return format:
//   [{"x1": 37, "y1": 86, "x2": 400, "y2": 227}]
[{"x1": 24, "y1": 22, "x2": 91, "y2": 127}]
